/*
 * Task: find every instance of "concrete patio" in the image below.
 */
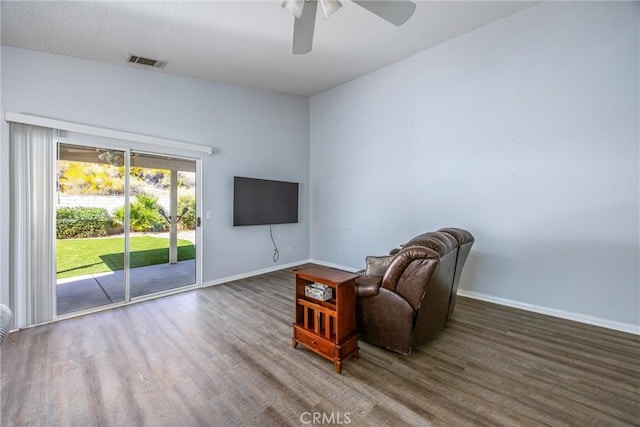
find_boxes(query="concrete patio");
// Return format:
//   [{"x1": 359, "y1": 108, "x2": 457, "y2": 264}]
[{"x1": 57, "y1": 259, "x2": 196, "y2": 315}]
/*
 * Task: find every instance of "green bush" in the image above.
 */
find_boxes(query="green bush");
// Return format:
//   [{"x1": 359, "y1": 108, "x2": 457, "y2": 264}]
[
  {"x1": 178, "y1": 195, "x2": 196, "y2": 230},
  {"x1": 56, "y1": 207, "x2": 110, "y2": 239},
  {"x1": 112, "y1": 193, "x2": 168, "y2": 232}
]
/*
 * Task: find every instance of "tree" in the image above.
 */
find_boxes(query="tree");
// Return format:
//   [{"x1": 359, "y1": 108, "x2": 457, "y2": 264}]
[
  {"x1": 112, "y1": 194, "x2": 168, "y2": 232},
  {"x1": 58, "y1": 161, "x2": 124, "y2": 195},
  {"x1": 178, "y1": 195, "x2": 196, "y2": 230}
]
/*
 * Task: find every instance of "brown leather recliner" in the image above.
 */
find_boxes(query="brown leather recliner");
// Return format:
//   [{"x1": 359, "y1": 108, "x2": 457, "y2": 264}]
[{"x1": 355, "y1": 228, "x2": 474, "y2": 355}]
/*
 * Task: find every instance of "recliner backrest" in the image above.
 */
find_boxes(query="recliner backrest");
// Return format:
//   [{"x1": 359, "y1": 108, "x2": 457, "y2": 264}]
[
  {"x1": 399, "y1": 232, "x2": 458, "y2": 302},
  {"x1": 383, "y1": 232, "x2": 459, "y2": 312},
  {"x1": 382, "y1": 246, "x2": 439, "y2": 310},
  {"x1": 396, "y1": 232, "x2": 459, "y2": 345},
  {"x1": 402, "y1": 231, "x2": 456, "y2": 256},
  {"x1": 438, "y1": 228, "x2": 475, "y2": 319}
]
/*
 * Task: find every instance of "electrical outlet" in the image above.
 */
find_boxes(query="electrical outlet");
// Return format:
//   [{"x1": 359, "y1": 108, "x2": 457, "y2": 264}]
[
  {"x1": 287, "y1": 245, "x2": 292, "y2": 251},
  {"x1": 337, "y1": 245, "x2": 342, "y2": 253},
  {"x1": 205, "y1": 210, "x2": 212, "y2": 219}
]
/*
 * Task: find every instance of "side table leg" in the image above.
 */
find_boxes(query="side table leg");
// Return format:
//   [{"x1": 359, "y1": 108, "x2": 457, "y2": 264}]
[
  {"x1": 292, "y1": 337, "x2": 298, "y2": 348},
  {"x1": 334, "y1": 360, "x2": 342, "y2": 374}
]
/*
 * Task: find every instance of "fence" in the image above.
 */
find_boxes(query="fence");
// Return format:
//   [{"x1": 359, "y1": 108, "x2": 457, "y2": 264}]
[{"x1": 57, "y1": 195, "x2": 171, "y2": 214}]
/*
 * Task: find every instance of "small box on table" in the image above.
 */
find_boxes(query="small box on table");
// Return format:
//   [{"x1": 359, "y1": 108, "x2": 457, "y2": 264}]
[{"x1": 304, "y1": 283, "x2": 333, "y2": 301}]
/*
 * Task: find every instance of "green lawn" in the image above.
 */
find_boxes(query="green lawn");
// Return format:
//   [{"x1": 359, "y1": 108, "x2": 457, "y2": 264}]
[{"x1": 57, "y1": 236, "x2": 195, "y2": 279}]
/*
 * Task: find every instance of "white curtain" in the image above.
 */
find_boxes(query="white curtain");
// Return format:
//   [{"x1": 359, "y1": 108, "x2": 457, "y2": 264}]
[{"x1": 9, "y1": 122, "x2": 56, "y2": 328}]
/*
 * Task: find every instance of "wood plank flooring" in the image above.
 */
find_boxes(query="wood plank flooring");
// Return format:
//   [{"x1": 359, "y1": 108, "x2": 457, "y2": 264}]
[{"x1": 2, "y1": 266, "x2": 639, "y2": 426}]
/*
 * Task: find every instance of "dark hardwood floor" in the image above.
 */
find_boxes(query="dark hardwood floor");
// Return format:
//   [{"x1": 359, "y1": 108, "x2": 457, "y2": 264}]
[{"x1": 2, "y1": 266, "x2": 639, "y2": 426}]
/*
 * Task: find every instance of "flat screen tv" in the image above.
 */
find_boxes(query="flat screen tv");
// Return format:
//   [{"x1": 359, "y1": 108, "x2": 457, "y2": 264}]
[{"x1": 233, "y1": 176, "x2": 299, "y2": 226}]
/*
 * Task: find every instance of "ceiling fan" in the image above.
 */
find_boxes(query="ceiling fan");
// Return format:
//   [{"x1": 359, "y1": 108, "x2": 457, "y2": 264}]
[
  {"x1": 97, "y1": 150, "x2": 125, "y2": 167},
  {"x1": 282, "y1": 0, "x2": 417, "y2": 54}
]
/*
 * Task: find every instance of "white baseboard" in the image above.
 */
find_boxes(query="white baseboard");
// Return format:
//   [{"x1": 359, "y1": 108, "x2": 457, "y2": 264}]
[
  {"x1": 457, "y1": 289, "x2": 639, "y2": 335},
  {"x1": 307, "y1": 258, "x2": 360, "y2": 273},
  {"x1": 203, "y1": 259, "x2": 360, "y2": 288},
  {"x1": 202, "y1": 259, "x2": 309, "y2": 287},
  {"x1": 202, "y1": 260, "x2": 639, "y2": 336}
]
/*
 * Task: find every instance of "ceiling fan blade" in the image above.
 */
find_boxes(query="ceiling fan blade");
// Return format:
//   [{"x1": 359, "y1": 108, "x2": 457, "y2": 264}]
[
  {"x1": 352, "y1": 1, "x2": 416, "y2": 26},
  {"x1": 292, "y1": 0, "x2": 318, "y2": 54}
]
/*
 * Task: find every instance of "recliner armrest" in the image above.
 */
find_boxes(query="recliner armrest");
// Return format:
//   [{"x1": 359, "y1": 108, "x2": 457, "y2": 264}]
[{"x1": 355, "y1": 275, "x2": 383, "y2": 297}]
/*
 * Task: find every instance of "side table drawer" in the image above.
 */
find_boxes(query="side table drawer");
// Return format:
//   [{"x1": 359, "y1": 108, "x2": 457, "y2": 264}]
[{"x1": 293, "y1": 326, "x2": 336, "y2": 358}]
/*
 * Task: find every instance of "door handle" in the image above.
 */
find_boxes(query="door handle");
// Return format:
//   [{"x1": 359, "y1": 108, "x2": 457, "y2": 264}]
[{"x1": 196, "y1": 217, "x2": 201, "y2": 227}]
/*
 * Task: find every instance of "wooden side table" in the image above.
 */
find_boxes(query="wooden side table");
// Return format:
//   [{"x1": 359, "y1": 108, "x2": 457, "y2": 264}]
[{"x1": 291, "y1": 266, "x2": 360, "y2": 373}]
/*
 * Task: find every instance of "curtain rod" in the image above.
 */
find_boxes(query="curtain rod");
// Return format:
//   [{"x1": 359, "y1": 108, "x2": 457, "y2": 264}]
[{"x1": 5, "y1": 112, "x2": 213, "y2": 155}]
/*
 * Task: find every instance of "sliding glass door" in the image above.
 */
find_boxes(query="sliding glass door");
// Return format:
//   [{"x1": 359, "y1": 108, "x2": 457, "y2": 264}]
[
  {"x1": 55, "y1": 143, "x2": 198, "y2": 316},
  {"x1": 56, "y1": 143, "x2": 127, "y2": 314},
  {"x1": 128, "y1": 152, "x2": 197, "y2": 298}
]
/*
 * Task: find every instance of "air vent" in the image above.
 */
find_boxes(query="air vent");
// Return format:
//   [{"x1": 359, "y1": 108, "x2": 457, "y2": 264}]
[{"x1": 128, "y1": 55, "x2": 168, "y2": 69}]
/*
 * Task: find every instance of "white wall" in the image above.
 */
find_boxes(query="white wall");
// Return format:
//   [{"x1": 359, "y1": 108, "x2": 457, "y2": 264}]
[
  {"x1": 0, "y1": 46, "x2": 310, "y2": 305},
  {"x1": 1, "y1": 2, "x2": 637, "y2": 332},
  {"x1": 310, "y1": 2, "x2": 639, "y2": 329}
]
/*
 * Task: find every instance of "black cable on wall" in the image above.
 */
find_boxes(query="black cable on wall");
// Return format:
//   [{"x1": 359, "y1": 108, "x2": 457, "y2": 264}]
[{"x1": 269, "y1": 224, "x2": 279, "y2": 263}]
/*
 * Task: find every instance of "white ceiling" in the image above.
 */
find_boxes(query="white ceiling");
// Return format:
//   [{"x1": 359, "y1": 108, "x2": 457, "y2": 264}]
[{"x1": 1, "y1": 1, "x2": 538, "y2": 96}]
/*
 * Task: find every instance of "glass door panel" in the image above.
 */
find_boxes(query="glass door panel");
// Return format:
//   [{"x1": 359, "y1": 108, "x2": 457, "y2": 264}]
[
  {"x1": 128, "y1": 151, "x2": 196, "y2": 298},
  {"x1": 55, "y1": 143, "x2": 127, "y2": 315}
]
